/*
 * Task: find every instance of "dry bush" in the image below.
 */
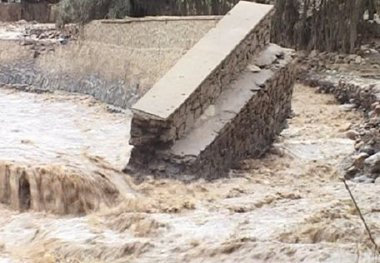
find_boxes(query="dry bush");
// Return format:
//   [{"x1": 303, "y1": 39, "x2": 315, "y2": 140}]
[{"x1": 272, "y1": 0, "x2": 380, "y2": 53}]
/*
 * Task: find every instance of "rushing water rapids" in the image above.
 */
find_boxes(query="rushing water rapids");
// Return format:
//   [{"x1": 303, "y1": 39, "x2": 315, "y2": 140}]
[
  {"x1": 0, "y1": 88, "x2": 134, "y2": 214},
  {"x1": 0, "y1": 89, "x2": 131, "y2": 167},
  {"x1": 1, "y1": 85, "x2": 380, "y2": 262}
]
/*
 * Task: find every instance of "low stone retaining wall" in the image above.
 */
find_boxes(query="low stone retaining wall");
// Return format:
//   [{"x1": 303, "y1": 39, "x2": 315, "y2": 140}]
[
  {"x1": 130, "y1": 2, "x2": 274, "y2": 147},
  {"x1": 301, "y1": 71, "x2": 380, "y2": 183},
  {"x1": 0, "y1": 59, "x2": 140, "y2": 108},
  {"x1": 301, "y1": 72, "x2": 380, "y2": 112},
  {"x1": 84, "y1": 17, "x2": 219, "y2": 49}
]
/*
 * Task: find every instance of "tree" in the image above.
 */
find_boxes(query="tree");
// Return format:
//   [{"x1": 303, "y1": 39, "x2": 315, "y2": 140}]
[
  {"x1": 56, "y1": 0, "x2": 132, "y2": 26},
  {"x1": 271, "y1": 0, "x2": 379, "y2": 53}
]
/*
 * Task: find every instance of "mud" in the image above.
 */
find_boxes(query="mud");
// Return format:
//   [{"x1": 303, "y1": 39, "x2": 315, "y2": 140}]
[{"x1": 1, "y1": 84, "x2": 380, "y2": 262}]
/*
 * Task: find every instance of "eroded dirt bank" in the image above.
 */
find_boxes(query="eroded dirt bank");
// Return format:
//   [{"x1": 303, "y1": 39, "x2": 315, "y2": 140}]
[{"x1": 1, "y1": 84, "x2": 380, "y2": 262}]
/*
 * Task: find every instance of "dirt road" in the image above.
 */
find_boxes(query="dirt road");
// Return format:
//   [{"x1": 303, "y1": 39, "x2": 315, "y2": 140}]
[{"x1": 1, "y1": 85, "x2": 380, "y2": 263}]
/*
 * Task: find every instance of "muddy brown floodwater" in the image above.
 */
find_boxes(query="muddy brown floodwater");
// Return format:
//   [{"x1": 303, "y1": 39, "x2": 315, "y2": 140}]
[
  {"x1": 1, "y1": 84, "x2": 380, "y2": 263},
  {"x1": 0, "y1": 88, "x2": 136, "y2": 214}
]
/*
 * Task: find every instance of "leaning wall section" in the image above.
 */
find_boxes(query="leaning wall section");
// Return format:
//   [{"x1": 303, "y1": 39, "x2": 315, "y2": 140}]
[
  {"x1": 128, "y1": 45, "x2": 296, "y2": 179},
  {"x1": 130, "y1": 2, "x2": 274, "y2": 147},
  {"x1": 127, "y1": 2, "x2": 296, "y2": 179}
]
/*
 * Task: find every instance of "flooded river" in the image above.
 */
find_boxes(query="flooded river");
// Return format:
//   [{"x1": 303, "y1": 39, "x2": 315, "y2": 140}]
[
  {"x1": 0, "y1": 88, "x2": 130, "y2": 168},
  {"x1": 0, "y1": 88, "x2": 134, "y2": 214},
  {"x1": 1, "y1": 85, "x2": 380, "y2": 262}
]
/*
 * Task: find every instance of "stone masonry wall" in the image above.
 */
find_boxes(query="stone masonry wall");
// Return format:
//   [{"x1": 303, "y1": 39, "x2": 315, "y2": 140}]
[
  {"x1": 83, "y1": 17, "x2": 219, "y2": 49},
  {"x1": 126, "y1": 2, "x2": 295, "y2": 180},
  {"x1": 190, "y1": 63, "x2": 295, "y2": 178},
  {"x1": 300, "y1": 71, "x2": 380, "y2": 183},
  {"x1": 0, "y1": 59, "x2": 141, "y2": 109},
  {"x1": 130, "y1": 2, "x2": 274, "y2": 148},
  {"x1": 127, "y1": 44, "x2": 296, "y2": 179},
  {"x1": 301, "y1": 72, "x2": 380, "y2": 111}
]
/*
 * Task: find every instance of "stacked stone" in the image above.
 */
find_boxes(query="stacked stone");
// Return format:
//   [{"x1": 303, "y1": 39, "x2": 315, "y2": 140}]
[
  {"x1": 301, "y1": 71, "x2": 380, "y2": 183},
  {"x1": 127, "y1": 2, "x2": 298, "y2": 179},
  {"x1": 343, "y1": 100, "x2": 380, "y2": 183},
  {"x1": 0, "y1": 56, "x2": 140, "y2": 109},
  {"x1": 130, "y1": 2, "x2": 273, "y2": 148},
  {"x1": 302, "y1": 72, "x2": 380, "y2": 111},
  {"x1": 191, "y1": 64, "x2": 295, "y2": 179},
  {"x1": 128, "y1": 43, "x2": 296, "y2": 179}
]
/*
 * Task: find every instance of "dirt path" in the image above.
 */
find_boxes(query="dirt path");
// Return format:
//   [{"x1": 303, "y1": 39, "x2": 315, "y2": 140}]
[{"x1": 1, "y1": 84, "x2": 380, "y2": 263}]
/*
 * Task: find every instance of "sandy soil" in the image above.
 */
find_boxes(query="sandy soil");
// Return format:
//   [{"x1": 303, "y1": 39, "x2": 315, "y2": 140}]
[{"x1": 1, "y1": 84, "x2": 380, "y2": 262}]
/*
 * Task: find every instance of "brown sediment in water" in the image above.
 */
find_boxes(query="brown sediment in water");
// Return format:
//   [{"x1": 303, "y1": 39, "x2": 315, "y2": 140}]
[
  {"x1": 0, "y1": 88, "x2": 135, "y2": 215},
  {"x1": 0, "y1": 161, "x2": 121, "y2": 214},
  {"x1": 1, "y1": 85, "x2": 380, "y2": 263}
]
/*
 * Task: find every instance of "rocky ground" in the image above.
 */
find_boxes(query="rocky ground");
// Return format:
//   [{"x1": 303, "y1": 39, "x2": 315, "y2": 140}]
[
  {"x1": 1, "y1": 84, "x2": 380, "y2": 262},
  {"x1": 0, "y1": 21, "x2": 77, "y2": 41},
  {"x1": 299, "y1": 40, "x2": 380, "y2": 185}
]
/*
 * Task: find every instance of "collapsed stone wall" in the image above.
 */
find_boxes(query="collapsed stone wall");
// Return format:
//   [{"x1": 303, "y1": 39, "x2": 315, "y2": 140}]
[
  {"x1": 127, "y1": 2, "x2": 296, "y2": 179},
  {"x1": 130, "y1": 2, "x2": 273, "y2": 148}
]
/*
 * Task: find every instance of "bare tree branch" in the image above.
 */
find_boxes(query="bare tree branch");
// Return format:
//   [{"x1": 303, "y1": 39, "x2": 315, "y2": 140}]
[{"x1": 342, "y1": 179, "x2": 380, "y2": 254}]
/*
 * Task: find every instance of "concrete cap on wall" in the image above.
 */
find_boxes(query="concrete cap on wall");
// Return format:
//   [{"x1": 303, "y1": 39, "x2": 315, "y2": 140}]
[{"x1": 131, "y1": 1, "x2": 274, "y2": 120}]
